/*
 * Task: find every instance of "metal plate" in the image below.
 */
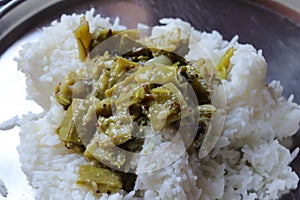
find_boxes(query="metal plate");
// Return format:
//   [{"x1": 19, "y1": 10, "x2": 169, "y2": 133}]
[{"x1": 0, "y1": 0, "x2": 299, "y2": 199}]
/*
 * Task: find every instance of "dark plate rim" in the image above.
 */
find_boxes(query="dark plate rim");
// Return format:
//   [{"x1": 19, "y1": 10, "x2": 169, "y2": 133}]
[{"x1": 250, "y1": 0, "x2": 300, "y2": 23}]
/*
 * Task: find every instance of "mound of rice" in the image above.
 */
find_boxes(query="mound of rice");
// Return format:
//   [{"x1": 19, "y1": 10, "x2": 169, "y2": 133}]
[{"x1": 15, "y1": 9, "x2": 300, "y2": 200}]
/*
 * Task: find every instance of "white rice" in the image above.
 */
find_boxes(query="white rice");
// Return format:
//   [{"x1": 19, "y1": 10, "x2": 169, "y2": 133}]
[{"x1": 15, "y1": 8, "x2": 300, "y2": 200}]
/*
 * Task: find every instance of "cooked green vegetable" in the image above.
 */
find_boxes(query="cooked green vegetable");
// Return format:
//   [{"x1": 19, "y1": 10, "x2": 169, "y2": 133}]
[
  {"x1": 217, "y1": 47, "x2": 235, "y2": 79},
  {"x1": 97, "y1": 115, "x2": 133, "y2": 145},
  {"x1": 56, "y1": 103, "x2": 83, "y2": 151},
  {"x1": 142, "y1": 28, "x2": 184, "y2": 52},
  {"x1": 95, "y1": 57, "x2": 139, "y2": 99},
  {"x1": 77, "y1": 165, "x2": 122, "y2": 194},
  {"x1": 179, "y1": 64, "x2": 210, "y2": 105},
  {"x1": 94, "y1": 98, "x2": 112, "y2": 118},
  {"x1": 74, "y1": 16, "x2": 141, "y2": 61},
  {"x1": 114, "y1": 85, "x2": 146, "y2": 111},
  {"x1": 134, "y1": 64, "x2": 179, "y2": 85},
  {"x1": 72, "y1": 99, "x2": 96, "y2": 147},
  {"x1": 54, "y1": 71, "x2": 78, "y2": 110},
  {"x1": 74, "y1": 17, "x2": 93, "y2": 61},
  {"x1": 197, "y1": 104, "x2": 217, "y2": 120},
  {"x1": 85, "y1": 132, "x2": 126, "y2": 168},
  {"x1": 147, "y1": 85, "x2": 181, "y2": 132},
  {"x1": 90, "y1": 29, "x2": 116, "y2": 50}
]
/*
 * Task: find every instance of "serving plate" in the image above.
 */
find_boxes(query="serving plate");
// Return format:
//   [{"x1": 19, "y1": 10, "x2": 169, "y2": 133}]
[{"x1": 0, "y1": 0, "x2": 299, "y2": 199}]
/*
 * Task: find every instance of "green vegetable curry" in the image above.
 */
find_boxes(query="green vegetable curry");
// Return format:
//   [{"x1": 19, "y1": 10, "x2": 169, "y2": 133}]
[{"x1": 54, "y1": 17, "x2": 233, "y2": 195}]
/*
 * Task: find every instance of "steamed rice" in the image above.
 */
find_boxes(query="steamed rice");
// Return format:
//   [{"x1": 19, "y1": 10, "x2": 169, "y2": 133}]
[{"x1": 15, "y1": 9, "x2": 300, "y2": 200}]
